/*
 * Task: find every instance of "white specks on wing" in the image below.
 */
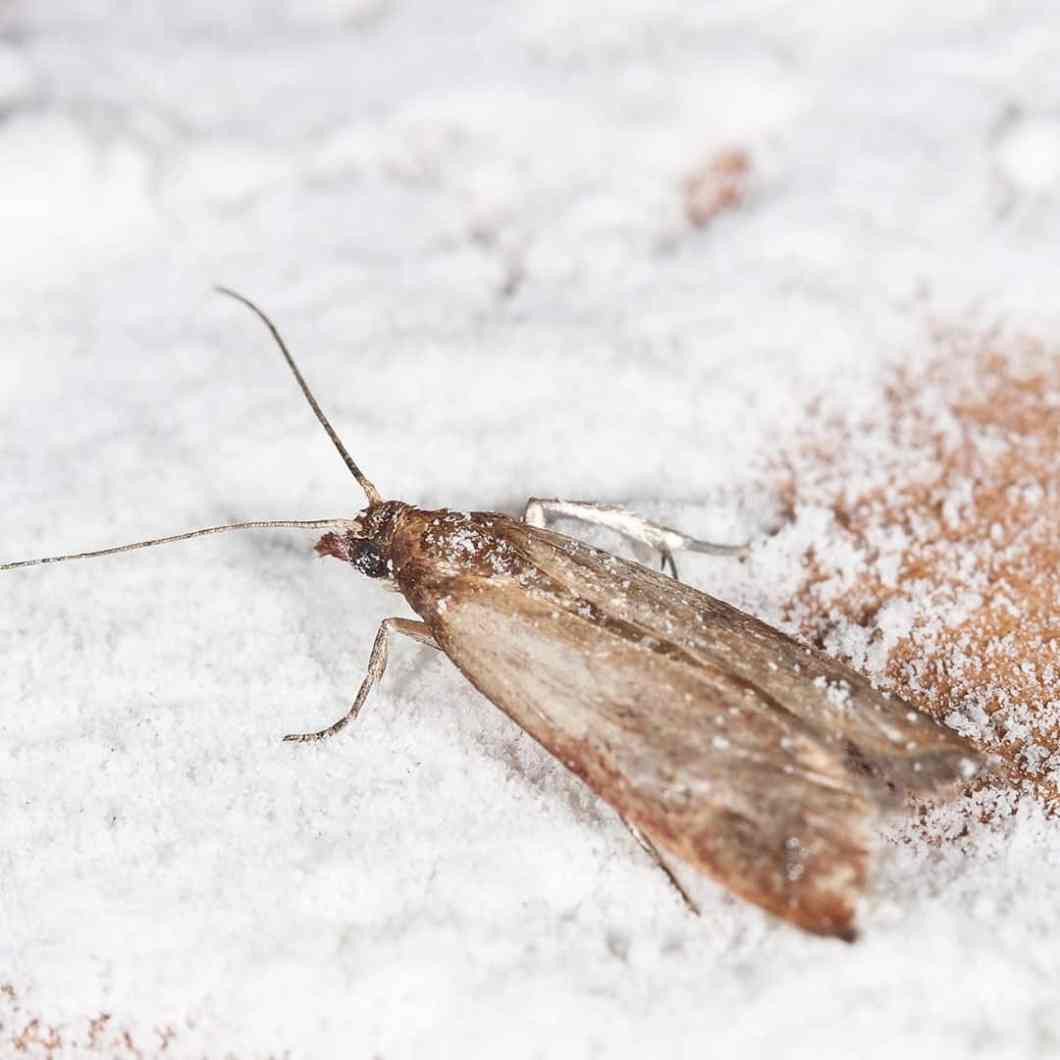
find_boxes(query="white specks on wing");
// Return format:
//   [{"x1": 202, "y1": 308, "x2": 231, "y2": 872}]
[
  {"x1": 423, "y1": 512, "x2": 522, "y2": 576},
  {"x1": 813, "y1": 675, "x2": 854, "y2": 711}
]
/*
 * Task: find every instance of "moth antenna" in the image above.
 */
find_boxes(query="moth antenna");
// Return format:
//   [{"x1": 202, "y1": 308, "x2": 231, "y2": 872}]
[
  {"x1": 215, "y1": 285, "x2": 383, "y2": 505},
  {"x1": 1, "y1": 519, "x2": 350, "y2": 572}
]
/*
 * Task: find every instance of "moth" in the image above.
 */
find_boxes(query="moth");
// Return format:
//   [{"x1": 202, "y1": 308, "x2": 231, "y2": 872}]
[{"x1": 4, "y1": 289, "x2": 985, "y2": 941}]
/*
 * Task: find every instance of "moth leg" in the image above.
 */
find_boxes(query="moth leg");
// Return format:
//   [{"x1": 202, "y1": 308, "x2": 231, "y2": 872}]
[
  {"x1": 524, "y1": 498, "x2": 747, "y2": 580},
  {"x1": 659, "y1": 549, "x2": 680, "y2": 580},
  {"x1": 283, "y1": 618, "x2": 438, "y2": 743},
  {"x1": 623, "y1": 819, "x2": 701, "y2": 915}
]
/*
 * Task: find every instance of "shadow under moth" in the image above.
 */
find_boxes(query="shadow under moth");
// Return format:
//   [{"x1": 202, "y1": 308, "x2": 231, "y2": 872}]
[{"x1": 3, "y1": 289, "x2": 986, "y2": 941}]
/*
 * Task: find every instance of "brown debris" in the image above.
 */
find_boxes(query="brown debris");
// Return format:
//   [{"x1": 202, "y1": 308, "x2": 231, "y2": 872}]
[
  {"x1": 683, "y1": 148, "x2": 751, "y2": 227},
  {"x1": 0, "y1": 988, "x2": 173, "y2": 1059},
  {"x1": 13, "y1": 1019, "x2": 62, "y2": 1056},
  {"x1": 778, "y1": 337, "x2": 1060, "y2": 808}
]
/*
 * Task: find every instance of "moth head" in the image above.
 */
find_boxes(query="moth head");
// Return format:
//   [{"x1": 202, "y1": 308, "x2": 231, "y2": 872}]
[
  {"x1": 315, "y1": 531, "x2": 388, "y2": 578},
  {"x1": 314, "y1": 505, "x2": 403, "y2": 581}
]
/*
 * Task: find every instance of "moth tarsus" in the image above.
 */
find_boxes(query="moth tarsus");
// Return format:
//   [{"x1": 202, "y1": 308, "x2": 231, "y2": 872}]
[
  {"x1": 3, "y1": 289, "x2": 986, "y2": 941},
  {"x1": 660, "y1": 549, "x2": 678, "y2": 579}
]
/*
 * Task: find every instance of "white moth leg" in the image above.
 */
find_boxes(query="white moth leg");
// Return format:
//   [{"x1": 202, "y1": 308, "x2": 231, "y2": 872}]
[
  {"x1": 624, "y1": 819, "x2": 701, "y2": 915},
  {"x1": 524, "y1": 498, "x2": 747, "y2": 580},
  {"x1": 283, "y1": 618, "x2": 438, "y2": 743}
]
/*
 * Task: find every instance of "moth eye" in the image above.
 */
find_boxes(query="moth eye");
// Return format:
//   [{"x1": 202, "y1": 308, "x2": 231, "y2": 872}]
[{"x1": 350, "y1": 539, "x2": 388, "y2": 579}]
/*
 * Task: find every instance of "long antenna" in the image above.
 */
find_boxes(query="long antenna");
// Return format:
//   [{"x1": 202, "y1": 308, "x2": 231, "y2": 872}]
[
  {"x1": 2, "y1": 519, "x2": 350, "y2": 572},
  {"x1": 215, "y1": 286, "x2": 382, "y2": 505}
]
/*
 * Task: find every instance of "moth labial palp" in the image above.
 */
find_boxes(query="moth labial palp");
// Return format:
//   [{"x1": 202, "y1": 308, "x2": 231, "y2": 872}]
[{"x1": 2, "y1": 287, "x2": 988, "y2": 942}]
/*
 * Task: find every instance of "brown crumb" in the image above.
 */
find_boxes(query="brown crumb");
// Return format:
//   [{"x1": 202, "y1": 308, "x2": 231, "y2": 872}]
[
  {"x1": 13, "y1": 1019, "x2": 62, "y2": 1056},
  {"x1": 683, "y1": 148, "x2": 751, "y2": 227},
  {"x1": 86, "y1": 1014, "x2": 111, "y2": 1048}
]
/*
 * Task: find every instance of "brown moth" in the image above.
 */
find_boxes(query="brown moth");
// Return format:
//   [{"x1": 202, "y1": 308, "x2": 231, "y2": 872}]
[{"x1": 3, "y1": 289, "x2": 986, "y2": 941}]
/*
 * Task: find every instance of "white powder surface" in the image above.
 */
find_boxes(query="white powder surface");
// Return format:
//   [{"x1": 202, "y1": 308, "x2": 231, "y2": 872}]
[{"x1": 3, "y1": 3, "x2": 1060, "y2": 1057}]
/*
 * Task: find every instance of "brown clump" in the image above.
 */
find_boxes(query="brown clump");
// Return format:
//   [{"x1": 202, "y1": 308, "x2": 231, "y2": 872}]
[
  {"x1": 777, "y1": 336, "x2": 1060, "y2": 807},
  {"x1": 683, "y1": 148, "x2": 750, "y2": 227}
]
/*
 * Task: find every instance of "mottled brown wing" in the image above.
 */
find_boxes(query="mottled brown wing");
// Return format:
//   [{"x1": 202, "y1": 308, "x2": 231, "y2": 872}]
[
  {"x1": 392, "y1": 509, "x2": 982, "y2": 939},
  {"x1": 509, "y1": 519, "x2": 982, "y2": 793}
]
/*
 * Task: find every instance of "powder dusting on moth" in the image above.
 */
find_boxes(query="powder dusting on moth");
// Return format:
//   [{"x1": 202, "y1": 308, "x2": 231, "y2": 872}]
[{"x1": 2, "y1": 289, "x2": 990, "y2": 942}]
